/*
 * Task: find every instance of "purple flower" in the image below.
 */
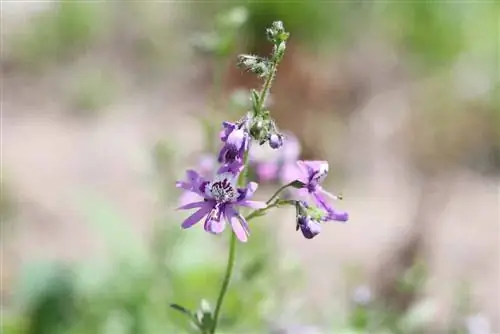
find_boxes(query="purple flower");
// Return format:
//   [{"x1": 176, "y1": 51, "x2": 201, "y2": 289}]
[
  {"x1": 178, "y1": 154, "x2": 217, "y2": 206},
  {"x1": 269, "y1": 133, "x2": 283, "y2": 149},
  {"x1": 292, "y1": 160, "x2": 348, "y2": 222},
  {"x1": 218, "y1": 121, "x2": 250, "y2": 164},
  {"x1": 176, "y1": 170, "x2": 265, "y2": 242},
  {"x1": 296, "y1": 215, "x2": 321, "y2": 239}
]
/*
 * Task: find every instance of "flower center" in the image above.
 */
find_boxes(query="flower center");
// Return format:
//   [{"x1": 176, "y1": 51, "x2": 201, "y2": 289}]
[{"x1": 209, "y1": 178, "x2": 236, "y2": 203}]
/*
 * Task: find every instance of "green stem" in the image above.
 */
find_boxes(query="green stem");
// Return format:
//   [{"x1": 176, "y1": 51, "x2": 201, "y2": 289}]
[
  {"x1": 243, "y1": 182, "x2": 295, "y2": 222},
  {"x1": 256, "y1": 62, "x2": 277, "y2": 113},
  {"x1": 211, "y1": 152, "x2": 249, "y2": 334},
  {"x1": 210, "y1": 232, "x2": 236, "y2": 334},
  {"x1": 210, "y1": 50, "x2": 283, "y2": 333},
  {"x1": 265, "y1": 181, "x2": 294, "y2": 205}
]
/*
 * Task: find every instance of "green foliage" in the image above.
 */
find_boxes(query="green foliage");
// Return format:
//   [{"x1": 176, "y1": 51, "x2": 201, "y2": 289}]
[
  {"x1": 11, "y1": 1, "x2": 106, "y2": 69},
  {"x1": 377, "y1": 1, "x2": 496, "y2": 70},
  {"x1": 6, "y1": 189, "x2": 293, "y2": 334},
  {"x1": 0, "y1": 176, "x2": 18, "y2": 226},
  {"x1": 68, "y1": 69, "x2": 117, "y2": 116},
  {"x1": 236, "y1": 1, "x2": 349, "y2": 51}
]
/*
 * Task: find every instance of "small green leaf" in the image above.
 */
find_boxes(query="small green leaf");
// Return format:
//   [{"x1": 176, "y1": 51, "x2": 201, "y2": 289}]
[
  {"x1": 169, "y1": 304, "x2": 194, "y2": 320},
  {"x1": 251, "y1": 89, "x2": 260, "y2": 112},
  {"x1": 290, "y1": 180, "x2": 306, "y2": 189}
]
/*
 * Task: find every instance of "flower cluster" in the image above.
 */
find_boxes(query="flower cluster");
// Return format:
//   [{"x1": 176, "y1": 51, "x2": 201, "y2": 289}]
[{"x1": 176, "y1": 21, "x2": 348, "y2": 242}]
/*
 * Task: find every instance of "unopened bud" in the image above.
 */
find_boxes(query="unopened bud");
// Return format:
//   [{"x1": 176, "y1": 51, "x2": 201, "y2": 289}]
[
  {"x1": 273, "y1": 42, "x2": 286, "y2": 61},
  {"x1": 269, "y1": 133, "x2": 283, "y2": 149}
]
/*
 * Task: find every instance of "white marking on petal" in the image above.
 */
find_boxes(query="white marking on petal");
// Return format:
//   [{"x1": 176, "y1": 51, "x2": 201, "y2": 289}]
[
  {"x1": 207, "y1": 173, "x2": 237, "y2": 202},
  {"x1": 317, "y1": 162, "x2": 329, "y2": 183}
]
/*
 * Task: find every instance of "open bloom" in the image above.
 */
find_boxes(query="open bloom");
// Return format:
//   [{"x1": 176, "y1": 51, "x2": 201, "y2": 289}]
[
  {"x1": 291, "y1": 160, "x2": 348, "y2": 222},
  {"x1": 176, "y1": 170, "x2": 265, "y2": 242},
  {"x1": 296, "y1": 215, "x2": 322, "y2": 239},
  {"x1": 218, "y1": 121, "x2": 250, "y2": 164},
  {"x1": 178, "y1": 154, "x2": 217, "y2": 206}
]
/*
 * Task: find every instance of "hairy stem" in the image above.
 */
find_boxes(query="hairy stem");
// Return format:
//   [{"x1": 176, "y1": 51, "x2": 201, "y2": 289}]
[
  {"x1": 256, "y1": 62, "x2": 277, "y2": 113},
  {"x1": 211, "y1": 152, "x2": 249, "y2": 334},
  {"x1": 211, "y1": 48, "x2": 283, "y2": 333}
]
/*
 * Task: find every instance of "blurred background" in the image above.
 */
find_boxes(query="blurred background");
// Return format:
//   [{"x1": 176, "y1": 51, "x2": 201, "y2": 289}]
[{"x1": 1, "y1": 1, "x2": 499, "y2": 333}]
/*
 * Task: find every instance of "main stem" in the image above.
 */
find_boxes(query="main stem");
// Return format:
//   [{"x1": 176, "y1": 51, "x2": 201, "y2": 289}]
[
  {"x1": 210, "y1": 152, "x2": 249, "y2": 334},
  {"x1": 211, "y1": 57, "x2": 279, "y2": 334}
]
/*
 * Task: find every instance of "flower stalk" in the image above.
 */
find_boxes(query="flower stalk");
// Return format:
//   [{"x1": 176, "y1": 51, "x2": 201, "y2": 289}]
[{"x1": 173, "y1": 20, "x2": 348, "y2": 334}]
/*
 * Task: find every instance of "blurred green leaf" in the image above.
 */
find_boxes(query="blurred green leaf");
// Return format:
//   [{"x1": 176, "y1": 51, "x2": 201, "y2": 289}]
[
  {"x1": 78, "y1": 194, "x2": 148, "y2": 265},
  {"x1": 12, "y1": 0, "x2": 106, "y2": 69}
]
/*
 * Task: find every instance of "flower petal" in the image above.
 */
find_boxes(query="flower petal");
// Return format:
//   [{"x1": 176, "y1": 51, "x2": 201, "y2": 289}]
[
  {"x1": 238, "y1": 181, "x2": 258, "y2": 200},
  {"x1": 175, "y1": 181, "x2": 192, "y2": 191},
  {"x1": 297, "y1": 160, "x2": 328, "y2": 180},
  {"x1": 238, "y1": 200, "x2": 267, "y2": 209},
  {"x1": 325, "y1": 209, "x2": 349, "y2": 222},
  {"x1": 312, "y1": 192, "x2": 334, "y2": 213},
  {"x1": 226, "y1": 129, "x2": 245, "y2": 149},
  {"x1": 186, "y1": 169, "x2": 201, "y2": 182},
  {"x1": 181, "y1": 204, "x2": 212, "y2": 229},
  {"x1": 176, "y1": 200, "x2": 207, "y2": 211},
  {"x1": 280, "y1": 162, "x2": 304, "y2": 185},
  {"x1": 225, "y1": 206, "x2": 249, "y2": 242},
  {"x1": 204, "y1": 205, "x2": 226, "y2": 234},
  {"x1": 282, "y1": 132, "x2": 301, "y2": 161},
  {"x1": 204, "y1": 216, "x2": 226, "y2": 234},
  {"x1": 217, "y1": 161, "x2": 244, "y2": 176}
]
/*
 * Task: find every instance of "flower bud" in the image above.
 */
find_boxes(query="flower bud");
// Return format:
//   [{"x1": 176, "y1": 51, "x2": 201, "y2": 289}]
[
  {"x1": 273, "y1": 42, "x2": 285, "y2": 60},
  {"x1": 237, "y1": 54, "x2": 259, "y2": 68},
  {"x1": 297, "y1": 215, "x2": 321, "y2": 239},
  {"x1": 269, "y1": 133, "x2": 283, "y2": 149},
  {"x1": 250, "y1": 117, "x2": 265, "y2": 139}
]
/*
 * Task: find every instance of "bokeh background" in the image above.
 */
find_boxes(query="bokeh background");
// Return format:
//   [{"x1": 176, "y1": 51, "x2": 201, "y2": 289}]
[{"x1": 1, "y1": 1, "x2": 499, "y2": 333}]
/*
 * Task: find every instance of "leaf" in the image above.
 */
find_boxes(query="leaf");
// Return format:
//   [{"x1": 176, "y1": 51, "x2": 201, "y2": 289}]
[
  {"x1": 289, "y1": 180, "x2": 306, "y2": 189},
  {"x1": 169, "y1": 303, "x2": 194, "y2": 319},
  {"x1": 251, "y1": 89, "x2": 260, "y2": 113},
  {"x1": 77, "y1": 194, "x2": 148, "y2": 265}
]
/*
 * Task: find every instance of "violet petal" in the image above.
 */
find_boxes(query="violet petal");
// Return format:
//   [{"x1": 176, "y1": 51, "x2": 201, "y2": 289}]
[{"x1": 181, "y1": 204, "x2": 212, "y2": 229}]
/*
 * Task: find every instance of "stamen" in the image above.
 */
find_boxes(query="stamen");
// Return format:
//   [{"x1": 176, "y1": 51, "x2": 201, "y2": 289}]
[{"x1": 209, "y1": 178, "x2": 236, "y2": 202}]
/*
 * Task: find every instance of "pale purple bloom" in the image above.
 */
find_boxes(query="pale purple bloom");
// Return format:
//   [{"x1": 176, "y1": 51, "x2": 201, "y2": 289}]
[
  {"x1": 217, "y1": 160, "x2": 244, "y2": 175},
  {"x1": 296, "y1": 215, "x2": 321, "y2": 239},
  {"x1": 218, "y1": 121, "x2": 250, "y2": 164},
  {"x1": 176, "y1": 170, "x2": 265, "y2": 242},
  {"x1": 178, "y1": 154, "x2": 217, "y2": 206},
  {"x1": 256, "y1": 162, "x2": 280, "y2": 182},
  {"x1": 291, "y1": 160, "x2": 348, "y2": 222},
  {"x1": 269, "y1": 133, "x2": 284, "y2": 149}
]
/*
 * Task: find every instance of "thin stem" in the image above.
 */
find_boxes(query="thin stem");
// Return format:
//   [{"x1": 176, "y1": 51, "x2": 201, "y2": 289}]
[
  {"x1": 265, "y1": 181, "x2": 294, "y2": 205},
  {"x1": 211, "y1": 151, "x2": 249, "y2": 334},
  {"x1": 210, "y1": 46, "x2": 283, "y2": 334},
  {"x1": 210, "y1": 232, "x2": 236, "y2": 334},
  {"x1": 256, "y1": 62, "x2": 277, "y2": 113}
]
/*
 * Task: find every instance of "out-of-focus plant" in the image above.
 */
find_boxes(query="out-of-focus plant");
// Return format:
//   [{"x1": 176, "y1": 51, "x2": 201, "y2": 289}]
[
  {"x1": 191, "y1": 1, "x2": 353, "y2": 52},
  {"x1": 0, "y1": 175, "x2": 18, "y2": 227},
  {"x1": 10, "y1": 1, "x2": 106, "y2": 70},
  {"x1": 191, "y1": 6, "x2": 249, "y2": 153},
  {"x1": 67, "y1": 69, "x2": 117, "y2": 116}
]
